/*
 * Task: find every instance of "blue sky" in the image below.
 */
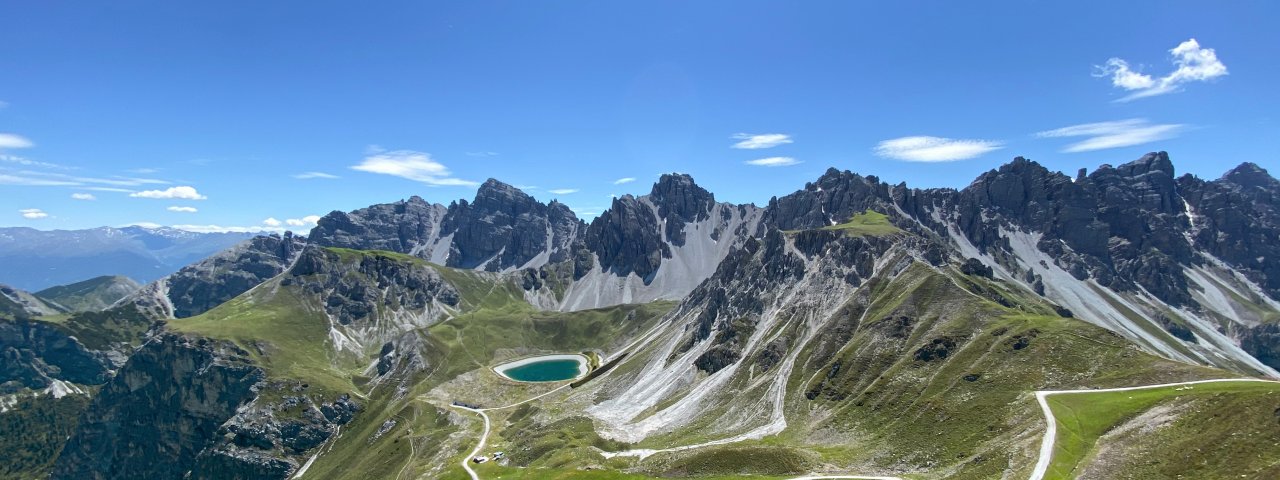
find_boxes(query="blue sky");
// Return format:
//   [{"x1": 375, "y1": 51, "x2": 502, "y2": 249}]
[{"x1": 2, "y1": 1, "x2": 1277, "y2": 232}]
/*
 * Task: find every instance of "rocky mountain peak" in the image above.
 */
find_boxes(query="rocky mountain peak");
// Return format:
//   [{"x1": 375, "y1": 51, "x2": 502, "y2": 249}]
[
  {"x1": 649, "y1": 173, "x2": 716, "y2": 246},
  {"x1": 1222, "y1": 162, "x2": 1278, "y2": 190},
  {"x1": 472, "y1": 178, "x2": 538, "y2": 215}
]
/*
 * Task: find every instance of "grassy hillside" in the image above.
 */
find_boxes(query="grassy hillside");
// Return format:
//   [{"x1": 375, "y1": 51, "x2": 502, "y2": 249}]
[
  {"x1": 34, "y1": 275, "x2": 140, "y2": 312},
  {"x1": 1045, "y1": 380, "x2": 1280, "y2": 479},
  {"x1": 166, "y1": 248, "x2": 675, "y2": 479}
]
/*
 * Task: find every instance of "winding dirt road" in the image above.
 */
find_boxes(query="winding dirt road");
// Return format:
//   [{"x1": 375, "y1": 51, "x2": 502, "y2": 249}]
[{"x1": 1028, "y1": 377, "x2": 1280, "y2": 480}]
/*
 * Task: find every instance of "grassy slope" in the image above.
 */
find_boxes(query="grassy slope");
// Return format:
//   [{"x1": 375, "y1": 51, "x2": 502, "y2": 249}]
[
  {"x1": 34, "y1": 275, "x2": 140, "y2": 312},
  {"x1": 643, "y1": 263, "x2": 1229, "y2": 479},
  {"x1": 167, "y1": 248, "x2": 676, "y2": 480},
  {"x1": 1045, "y1": 380, "x2": 1280, "y2": 479},
  {"x1": 155, "y1": 247, "x2": 1279, "y2": 479},
  {"x1": 783, "y1": 209, "x2": 902, "y2": 237}
]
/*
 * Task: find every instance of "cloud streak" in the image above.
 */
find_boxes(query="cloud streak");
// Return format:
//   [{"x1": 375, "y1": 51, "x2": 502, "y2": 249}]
[
  {"x1": 744, "y1": 156, "x2": 801, "y2": 167},
  {"x1": 19, "y1": 208, "x2": 48, "y2": 219},
  {"x1": 167, "y1": 206, "x2": 198, "y2": 213},
  {"x1": 71, "y1": 193, "x2": 96, "y2": 201},
  {"x1": 0, "y1": 133, "x2": 34, "y2": 149},
  {"x1": 130, "y1": 186, "x2": 208, "y2": 200},
  {"x1": 613, "y1": 177, "x2": 636, "y2": 185},
  {"x1": 1094, "y1": 38, "x2": 1228, "y2": 101},
  {"x1": 548, "y1": 188, "x2": 579, "y2": 195},
  {"x1": 351, "y1": 150, "x2": 477, "y2": 186},
  {"x1": 873, "y1": 136, "x2": 1003, "y2": 162},
  {"x1": 1035, "y1": 118, "x2": 1185, "y2": 153},
  {"x1": 293, "y1": 171, "x2": 339, "y2": 179},
  {"x1": 731, "y1": 133, "x2": 792, "y2": 149}
]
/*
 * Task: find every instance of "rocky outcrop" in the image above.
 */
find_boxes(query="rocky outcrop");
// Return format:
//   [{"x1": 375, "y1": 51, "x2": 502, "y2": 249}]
[
  {"x1": 309, "y1": 179, "x2": 585, "y2": 272},
  {"x1": 310, "y1": 196, "x2": 449, "y2": 254},
  {"x1": 584, "y1": 195, "x2": 669, "y2": 279},
  {"x1": 164, "y1": 232, "x2": 307, "y2": 318},
  {"x1": 0, "y1": 318, "x2": 114, "y2": 391},
  {"x1": 284, "y1": 247, "x2": 460, "y2": 328},
  {"x1": 189, "y1": 385, "x2": 359, "y2": 479},
  {"x1": 51, "y1": 334, "x2": 265, "y2": 480},
  {"x1": 441, "y1": 179, "x2": 585, "y2": 271},
  {"x1": 1180, "y1": 162, "x2": 1280, "y2": 298},
  {"x1": 649, "y1": 173, "x2": 716, "y2": 246}
]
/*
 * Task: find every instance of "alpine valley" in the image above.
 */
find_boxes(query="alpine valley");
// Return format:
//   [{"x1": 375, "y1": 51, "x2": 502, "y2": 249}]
[{"x1": 4, "y1": 152, "x2": 1280, "y2": 480}]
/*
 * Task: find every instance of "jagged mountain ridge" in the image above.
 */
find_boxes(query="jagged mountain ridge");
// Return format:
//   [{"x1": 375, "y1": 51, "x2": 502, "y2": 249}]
[{"x1": 116, "y1": 154, "x2": 1280, "y2": 376}]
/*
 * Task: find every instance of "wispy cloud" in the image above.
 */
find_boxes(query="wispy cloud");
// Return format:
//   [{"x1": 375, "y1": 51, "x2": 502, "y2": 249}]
[
  {"x1": 873, "y1": 136, "x2": 1003, "y2": 162},
  {"x1": 1, "y1": 154, "x2": 63, "y2": 169},
  {"x1": 19, "y1": 208, "x2": 48, "y2": 219},
  {"x1": 0, "y1": 133, "x2": 34, "y2": 150},
  {"x1": 351, "y1": 149, "x2": 477, "y2": 186},
  {"x1": 466, "y1": 151, "x2": 499, "y2": 157},
  {"x1": 1094, "y1": 38, "x2": 1228, "y2": 102},
  {"x1": 293, "y1": 171, "x2": 339, "y2": 179},
  {"x1": 0, "y1": 173, "x2": 80, "y2": 186},
  {"x1": 167, "y1": 206, "x2": 198, "y2": 213},
  {"x1": 548, "y1": 188, "x2": 579, "y2": 195},
  {"x1": 71, "y1": 193, "x2": 96, "y2": 201},
  {"x1": 130, "y1": 186, "x2": 208, "y2": 200},
  {"x1": 613, "y1": 177, "x2": 636, "y2": 185},
  {"x1": 0, "y1": 101, "x2": 8, "y2": 109},
  {"x1": 731, "y1": 133, "x2": 792, "y2": 149},
  {"x1": 744, "y1": 156, "x2": 801, "y2": 167},
  {"x1": 1035, "y1": 118, "x2": 1185, "y2": 153}
]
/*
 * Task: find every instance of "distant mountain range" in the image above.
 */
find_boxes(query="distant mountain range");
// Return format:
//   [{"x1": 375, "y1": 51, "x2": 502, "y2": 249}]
[{"x1": 0, "y1": 226, "x2": 254, "y2": 291}]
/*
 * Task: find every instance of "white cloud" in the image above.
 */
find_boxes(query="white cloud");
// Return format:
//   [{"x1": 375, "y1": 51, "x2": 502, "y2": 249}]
[
  {"x1": 744, "y1": 156, "x2": 802, "y2": 167},
  {"x1": 167, "y1": 206, "x2": 198, "y2": 213},
  {"x1": 121, "y1": 222, "x2": 163, "y2": 229},
  {"x1": 85, "y1": 187, "x2": 135, "y2": 193},
  {"x1": 285, "y1": 215, "x2": 321, "y2": 227},
  {"x1": 873, "y1": 136, "x2": 1004, "y2": 162},
  {"x1": 731, "y1": 133, "x2": 793, "y2": 149},
  {"x1": 548, "y1": 188, "x2": 579, "y2": 195},
  {"x1": 1035, "y1": 118, "x2": 1185, "y2": 153},
  {"x1": 1094, "y1": 38, "x2": 1228, "y2": 101},
  {"x1": 128, "y1": 167, "x2": 160, "y2": 174},
  {"x1": 19, "y1": 208, "x2": 48, "y2": 219},
  {"x1": 71, "y1": 193, "x2": 96, "y2": 201},
  {"x1": 465, "y1": 151, "x2": 499, "y2": 157},
  {"x1": 613, "y1": 177, "x2": 636, "y2": 185},
  {"x1": 0, "y1": 133, "x2": 34, "y2": 149},
  {"x1": 262, "y1": 217, "x2": 282, "y2": 227},
  {"x1": 129, "y1": 186, "x2": 207, "y2": 200},
  {"x1": 293, "y1": 171, "x2": 339, "y2": 179},
  {"x1": 351, "y1": 149, "x2": 478, "y2": 186}
]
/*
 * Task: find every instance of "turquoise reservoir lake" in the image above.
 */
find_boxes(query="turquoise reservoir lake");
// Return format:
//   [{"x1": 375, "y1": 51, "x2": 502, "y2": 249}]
[{"x1": 497, "y1": 356, "x2": 587, "y2": 382}]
